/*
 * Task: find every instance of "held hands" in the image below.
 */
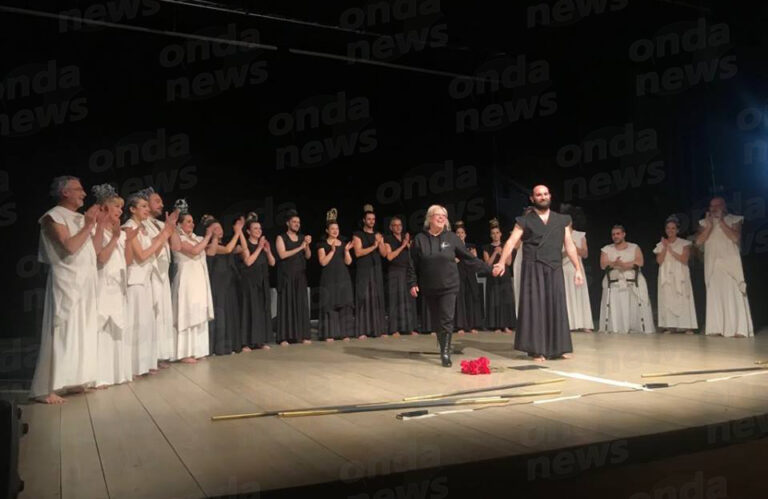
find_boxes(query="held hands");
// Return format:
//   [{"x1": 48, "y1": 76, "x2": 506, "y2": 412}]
[
  {"x1": 410, "y1": 286, "x2": 419, "y2": 298},
  {"x1": 205, "y1": 225, "x2": 215, "y2": 238},
  {"x1": 375, "y1": 233, "x2": 384, "y2": 246},
  {"x1": 492, "y1": 262, "x2": 505, "y2": 277},
  {"x1": 303, "y1": 235, "x2": 312, "y2": 248},
  {"x1": 84, "y1": 204, "x2": 101, "y2": 227},
  {"x1": 402, "y1": 232, "x2": 410, "y2": 247},
  {"x1": 233, "y1": 216, "x2": 245, "y2": 234},
  {"x1": 345, "y1": 241, "x2": 354, "y2": 251},
  {"x1": 124, "y1": 226, "x2": 139, "y2": 241}
]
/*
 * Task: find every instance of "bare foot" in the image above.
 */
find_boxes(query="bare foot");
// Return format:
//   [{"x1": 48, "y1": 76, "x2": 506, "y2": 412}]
[
  {"x1": 410, "y1": 331, "x2": 419, "y2": 335},
  {"x1": 159, "y1": 362, "x2": 171, "y2": 369},
  {"x1": 359, "y1": 335, "x2": 368, "y2": 340},
  {"x1": 381, "y1": 334, "x2": 390, "y2": 339},
  {"x1": 280, "y1": 341, "x2": 289, "y2": 347},
  {"x1": 532, "y1": 356, "x2": 546, "y2": 362},
  {"x1": 392, "y1": 332, "x2": 401, "y2": 338},
  {"x1": 503, "y1": 328, "x2": 514, "y2": 334},
  {"x1": 180, "y1": 357, "x2": 197, "y2": 364},
  {"x1": 302, "y1": 339, "x2": 311, "y2": 345},
  {"x1": 457, "y1": 330, "x2": 465, "y2": 335},
  {"x1": 261, "y1": 345, "x2": 271, "y2": 350},
  {"x1": 685, "y1": 330, "x2": 694, "y2": 335},
  {"x1": 430, "y1": 332, "x2": 436, "y2": 336},
  {"x1": 149, "y1": 369, "x2": 159, "y2": 375},
  {"x1": 95, "y1": 385, "x2": 109, "y2": 390},
  {"x1": 343, "y1": 337, "x2": 350, "y2": 342},
  {"x1": 583, "y1": 329, "x2": 593, "y2": 333},
  {"x1": 561, "y1": 353, "x2": 572, "y2": 359},
  {"x1": 494, "y1": 329, "x2": 502, "y2": 334},
  {"x1": 471, "y1": 329, "x2": 479, "y2": 335},
  {"x1": 241, "y1": 346, "x2": 252, "y2": 352},
  {"x1": 37, "y1": 393, "x2": 66, "y2": 404},
  {"x1": 325, "y1": 338, "x2": 334, "y2": 343}
]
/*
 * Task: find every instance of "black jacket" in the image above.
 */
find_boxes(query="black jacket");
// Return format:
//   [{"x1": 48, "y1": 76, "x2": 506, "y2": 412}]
[{"x1": 407, "y1": 229, "x2": 491, "y2": 295}]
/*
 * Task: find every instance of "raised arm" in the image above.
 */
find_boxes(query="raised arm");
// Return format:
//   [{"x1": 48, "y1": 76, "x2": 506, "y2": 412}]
[
  {"x1": 96, "y1": 228, "x2": 121, "y2": 267},
  {"x1": 181, "y1": 228, "x2": 213, "y2": 258},
  {"x1": 42, "y1": 205, "x2": 100, "y2": 257},
  {"x1": 600, "y1": 249, "x2": 610, "y2": 270},
  {"x1": 719, "y1": 218, "x2": 742, "y2": 244},
  {"x1": 317, "y1": 244, "x2": 334, "y2": 267},
  {"x1": 696, "y1": 216, "x2": 713, "y2": 246},
  {"x1": 276, "y1": 234, "x2": 303, "y2": 260},
  {"x1": 353, "y1": 234, "x2": 379, "y2": 258}
]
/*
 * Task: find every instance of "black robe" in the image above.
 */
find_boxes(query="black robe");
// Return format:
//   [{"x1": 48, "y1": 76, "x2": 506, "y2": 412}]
[
  {"x1": 384, "y1": 234, "x2": 418, "y2": 334},
  {"x1": 276, "y1": 233, "x2": 310, "y2": 342},
  {"x1": 514, "y1": 211, "x2": 573, "y2": 358},
  {"x1": 239, "y1": 240, "x2": 272, "y2": 346},
  {"x1": 317, "y1": 240, "x2": 355, "y2": 339},
  {"x1": 455, "y1": 242, "x2": 484, "y2": 330},
  {"x1": 483, "y1": 243, "x2": 516, "y2": 330},
  {"x1": 354, "y1": 230, "x2": 387, "y2": 336}
]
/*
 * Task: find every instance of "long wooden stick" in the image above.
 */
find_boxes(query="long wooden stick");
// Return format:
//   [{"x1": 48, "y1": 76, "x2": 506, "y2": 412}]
[
  {"x1": 402, "y1": 377, "x2": 564, "y2": 401},
  {"x1": 641, "y1": 366, "x2": 766, "y2": 378},
  {"x1": 211, "y1": 390, "x2": 561, "y2": 421}
]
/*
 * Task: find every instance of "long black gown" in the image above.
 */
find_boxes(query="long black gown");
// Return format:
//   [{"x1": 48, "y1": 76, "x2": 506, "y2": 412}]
[
  {"x1": 483, "y1": 243, "x2": 516, "y2": 330},
  {"x1": 207, "y1": 252, "x2": 242, "y2": 355},
  {"x1": 317, "y1": 240, "x2": 355, "y2": 339},
  {"x1": 515, "y1": 211, "x2": 573, "y2": 358},
  {"x1": 384, "y1": 234, "x2": 418, "y2": 334},
  {"x1": 455, "y1": 242, "x2": 484, "y2": 331},
  {"x1": 276, "y1": 233, "x2": 310, "y2": 342},
  {"x1": 354, "y1": 230, "x2": 386, "y2": 337},
  {"x1": 240, "y1": 240, "x2": 272, "y2": 347}
]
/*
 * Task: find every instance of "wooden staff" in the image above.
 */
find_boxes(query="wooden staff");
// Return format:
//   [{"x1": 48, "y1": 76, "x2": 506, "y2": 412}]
[
  {"x1": 211, "y1": 390, "x2": 561, "y2": 421},
  {"x1": 402, "y1": 377, "x2": 564, "y2": 401},
  {"x1": 641, "y1": 366, "x2": 767, "y2": 378}
]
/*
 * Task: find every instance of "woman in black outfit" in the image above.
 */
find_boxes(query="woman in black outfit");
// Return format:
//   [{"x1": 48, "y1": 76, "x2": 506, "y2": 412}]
[
  {"x1": 203, "y1": 214, "x2": 245, "y2": 355},
  {"x1": 408, "y1": 205, "x2": 492, "y2": 367},
  {"x1": 483, "y1": 218, "x2": 516, "y2": 334},
  {"x1": 454, "y1": 221, "x2": 484, "y2": 335},
  {"x1": 383, "y1": 216, "x2": 418, "y2": 337},
  {"x1": 317, "y1": 209, "x2": 356, "y2": 342},
  {"x1": 238, "y1": 213, "x2": 276, "y2": 350},
  {"x1": 275, "y1": 209, "x2": 312, "y2": 346}
]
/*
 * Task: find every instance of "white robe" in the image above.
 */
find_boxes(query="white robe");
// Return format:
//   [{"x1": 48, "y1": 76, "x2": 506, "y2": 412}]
[
  {"x1": 144, "y1": 217, "x2": 175, "y2": 360},
  {"x1": 30, "y1": 206, "x2": 98, "y2": 398},
  {"x1": 171, "y1": 232, "x2": 213, "y2": 359},
  {"x1": 513, "y1": 246, "x2": 522, "y2": 316},
  {"x1": 653, "y1": 238, "x2": 697, "y2": 330},
  {"x1": 123, "y1": 219, "x2": 157, "y2": 375},
  {"x1": 96, "y1": 229, "x2": 133, "y2": 386},
  {"x1": 699, "y1": 214, "x2": 753, "y2": 337},
  {"x1": 562, "y1": 231, "x2": 594, "y2": 330},
  {"x1": 599, "y1": 242, "x2": 655, "y2": 333}
]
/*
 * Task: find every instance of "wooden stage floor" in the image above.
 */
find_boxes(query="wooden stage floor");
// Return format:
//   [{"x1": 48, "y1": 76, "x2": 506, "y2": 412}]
[{"x1": 17, "y1": 331, "x2": 768, "y2": 499}]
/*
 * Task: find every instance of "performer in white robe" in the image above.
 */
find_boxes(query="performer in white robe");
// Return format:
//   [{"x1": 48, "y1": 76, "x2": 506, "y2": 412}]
[
  {"x1": 171, "y1": 201, "x2": 215, "y2": 362},
  {"x1": 696, "y1": 197, "x2": 753, "y2": 337},
  {"x1": 562, "y1": 230, "x2": 594, "y2": 331},
  {"x1": 653, "y1": 216, "x2": 697, "y2": 333},
  {"x1": 142, "y1": 188, "x2": 180, "y2": 365},
  {"x1": 123, "y1": 192, "x2": 176, "y2": 376},
  {"x1": 92, "y1": 184, "x2": 134, "y2": 386},
  {"x1": 599, "y1": 225, "x2": 655, "y2": 334},
  {"x1": 30, "y1": 176, "x2": 100, "y2": 404}
]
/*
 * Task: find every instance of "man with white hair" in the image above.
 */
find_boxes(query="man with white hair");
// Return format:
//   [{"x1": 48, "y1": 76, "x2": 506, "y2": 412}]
[
  {"x1": 31, "y1": 176, "x2": 103, "y2": 403},
  {"x1": 696, "y1": 197, "x2": 753, "y2": 337}
]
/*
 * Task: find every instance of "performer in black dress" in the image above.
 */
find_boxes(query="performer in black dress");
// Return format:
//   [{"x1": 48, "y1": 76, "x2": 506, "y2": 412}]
[
  {"x1": 353, "y1": 204, "x2": 387, "y2": 339},
  {"x1": 317, "y1": 209, "x2": 356, "y2": 342},
  {"x1": 275, "y1": 209, "x2": 312, "y2": 346},
  {"x1": 238, "y1": 213, "x2": 276, "y2": 350},
  {"x1": 383, "y1": 216, "x2": 418, "y2": 337},
  {"x1": 454, "y1": 221, "x2": 483, "y2": 335},
  {"x1": 408, "y1": 205, "x2": 492, "y2": 367},
  {"x1": 203, "y1": 214, "x2": 245, "y2": 356},
  {"x1": 494, "y1": 185, "x2": 584, "y2": 361},
  {"x1": 483, "y1": 218, "x2": 515, "y2": 334}
]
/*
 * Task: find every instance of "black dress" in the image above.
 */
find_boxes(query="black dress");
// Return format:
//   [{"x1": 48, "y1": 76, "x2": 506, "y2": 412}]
[
  {"x1": 207, "y1": 252, "x2": 242, "y2": 355},
  {"x1": 515, "y1": 211, "x2": 573, "y2": 358},
  {"x1": 353, "y1": 230, "x2": 386, "y2": 337},
  {"x1": 483, "y1": 243, "x2": 516, "y2": 330},
  {"x1": 276, "y1": 233, "x2": 310, "y2": 342},
  {"x1": 317, "y1": 240, "x2": 355, "y2": 339},
  {"x1": 240, "y1": 240, "x2": 272, "y2": 347},
  {"x1": 455, "y1": 242, "x2": 484, "y2": 331},
  {"x1": 384, "y1": 234, "x2": 418, "y2": 334}
]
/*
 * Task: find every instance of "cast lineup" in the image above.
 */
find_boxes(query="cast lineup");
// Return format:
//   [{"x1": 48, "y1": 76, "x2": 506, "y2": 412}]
[{"x1": 31, "y1": 178, "x2": 754, "y2": 404}]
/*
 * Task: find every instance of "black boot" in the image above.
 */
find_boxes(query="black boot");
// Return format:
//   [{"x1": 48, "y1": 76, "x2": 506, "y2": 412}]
[{"x1": 440, "y1": 332, "x2": 452, "y2": 368}]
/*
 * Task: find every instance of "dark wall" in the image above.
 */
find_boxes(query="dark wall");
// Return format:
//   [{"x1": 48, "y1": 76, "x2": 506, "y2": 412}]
[{"x1": 1, "y1": 0, "x2": 766, "y2": 341}]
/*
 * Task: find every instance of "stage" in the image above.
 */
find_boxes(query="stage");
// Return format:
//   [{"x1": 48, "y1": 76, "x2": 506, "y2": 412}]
[{"x1": 17, "y1": 331, "x2": 768, "y2": 499}]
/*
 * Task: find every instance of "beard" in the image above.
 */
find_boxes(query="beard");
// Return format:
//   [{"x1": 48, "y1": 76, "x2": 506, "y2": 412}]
[{"x1": 533, "y1": 198, "x2": 551, "y2": 210}]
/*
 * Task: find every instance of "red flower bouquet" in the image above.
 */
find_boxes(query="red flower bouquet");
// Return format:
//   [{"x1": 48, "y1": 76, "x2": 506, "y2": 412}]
[{"x1": 460, "y1": 356, "x2": 491, "y2": 375}]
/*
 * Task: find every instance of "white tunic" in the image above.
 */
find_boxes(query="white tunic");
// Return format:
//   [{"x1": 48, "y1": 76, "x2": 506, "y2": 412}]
[
  {"x1": 513, "y1": 246, "x2": 522, "y2": 316},
  {"x1": 599, "y1": 242, "x2": 655, "y2": 333},
  {"x1": 144, "y1": 217, "x2": 175, "y2": 360},
  {"x1": 171, "y1": 232, "x2": 213, "y2": 358},
  {"x1": 562, "y1": 231, "x2": 594, "y2": 330},
  {"x1": 123, "y1": 218, "x2": 157, "y2": 375},
  {"x1": 96, "y1": 229, "x2": 132, "y2": 385},
  {"x1": 699, "y1": 214, "x2": 753, "y2": 336},
  {"x1": 30, "y1": 206, "x2": 98, "y2": 398},
  {"x1": 653, "y1": 238, "x2": 697, "y2": 330}
]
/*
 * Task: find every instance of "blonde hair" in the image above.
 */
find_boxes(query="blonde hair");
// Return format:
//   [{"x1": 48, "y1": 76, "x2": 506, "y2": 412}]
[{"x1": 423, "y1": 205, "x2": 451, "y2": 231}]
